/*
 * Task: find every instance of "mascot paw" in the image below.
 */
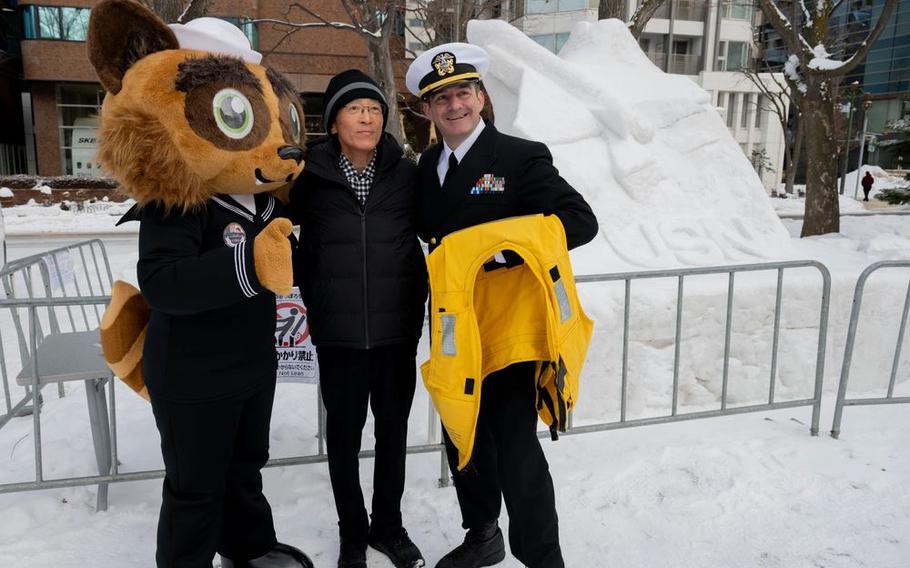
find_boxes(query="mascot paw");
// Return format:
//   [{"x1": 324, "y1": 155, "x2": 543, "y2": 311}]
[
  {"x1": 100, "y1": 280, "x2": 150, "y2": 401},
  {"x1": 254, "y1": 217, "x2": 294, "y2": 296}
]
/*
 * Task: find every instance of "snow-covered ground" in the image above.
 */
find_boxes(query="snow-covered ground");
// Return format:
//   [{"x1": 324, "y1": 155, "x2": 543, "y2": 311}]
[
  {"x1": 771, "y1": 166, "x2": 910, "y2": 217},
  {"x1": 0, "y1": 203, "x2": 908, "y2": 568}
]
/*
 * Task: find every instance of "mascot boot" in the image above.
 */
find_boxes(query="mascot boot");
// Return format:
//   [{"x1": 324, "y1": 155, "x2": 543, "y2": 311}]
[{"x1": 221, "y1": 543, "x2": 315, "y2": 568}]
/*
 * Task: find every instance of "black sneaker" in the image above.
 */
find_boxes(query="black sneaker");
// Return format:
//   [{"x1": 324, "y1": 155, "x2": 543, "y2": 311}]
[
  {"x1": 435, "y1": 523, "x2": 505, "y2": 568},
  {"x1": 368, "y1": 526, "x2": 425, "y2": 568},
  {"x1": 338, "y1": 538, "x2": 367, "y2": 568}
]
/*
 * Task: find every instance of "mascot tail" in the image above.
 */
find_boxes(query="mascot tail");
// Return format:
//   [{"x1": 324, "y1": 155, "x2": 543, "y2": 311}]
[{"x1": 100, "y1": 280, "x2": 150, "y2": 401}]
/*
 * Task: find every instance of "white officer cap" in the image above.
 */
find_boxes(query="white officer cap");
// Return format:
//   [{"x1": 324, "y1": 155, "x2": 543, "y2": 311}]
[
  {"x1": 168, "y1": 17, "x2": 262, "y2": 65},
  {"x1": 406, "y1": 43, "x2": 489, "y2": 99}
]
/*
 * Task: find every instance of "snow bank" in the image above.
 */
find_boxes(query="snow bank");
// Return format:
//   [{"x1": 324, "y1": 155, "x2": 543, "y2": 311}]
[
  {"x1": 842, "y1": 165, "x2": 909, "y2": 200},
  {"x1": 467, "y1": 19, "x2": 791, "y2": 271},
  {"x1": 1, "y1": 200, "x2": 138, "y2": 235}
]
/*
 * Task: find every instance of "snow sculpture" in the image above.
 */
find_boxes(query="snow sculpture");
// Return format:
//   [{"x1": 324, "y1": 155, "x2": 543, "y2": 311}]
[{"x1": 466, "y1": 19, "x2": 792, "y2": 269}]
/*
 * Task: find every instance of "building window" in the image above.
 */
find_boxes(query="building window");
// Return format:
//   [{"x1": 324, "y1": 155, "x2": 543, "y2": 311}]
[
  {"x1": 716, "y1": 40, "x2": 750, "y2": 71},
  {"x1": 529, "y1": 32, "x2": 570, "y2": 53},
  {"x1": 717, "y1": 90, "x2": 727, "y2": 108},
  {"x1": 21, "y1": 5, "x2": 91, "y2": 41},
  {"x1": 721, "y1": 0, "x2": 752, "y2": 20},
  {"x1": 220, "y1": 17, "x2": 259, "y2": 50},
  {"x1": 526, "y1": 0, "x2": 588, "y2": 15},
  {"x1": 741, "y1": 93, "x2": 751, "y2": 128},
  {"x1": 727, "y1": 92, "x2": 736, "y2": 127},
  {"x1": 301, "y1": 93, "x2": 326, "y2": 141},
  {"x1": 755, "y1": 94, "x2": 765, "y2": 127},
  {"x1": 57, "y1": 84, "x2": 104, "y2": 176}
]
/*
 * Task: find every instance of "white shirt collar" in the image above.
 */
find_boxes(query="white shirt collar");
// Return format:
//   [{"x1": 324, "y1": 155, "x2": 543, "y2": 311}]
[
  {"x1": 437, "y1": 119, "x2": 486, "y2": 185},
  {"x1": 226, "y1": 193, "x2": 256, "y2": 215}
]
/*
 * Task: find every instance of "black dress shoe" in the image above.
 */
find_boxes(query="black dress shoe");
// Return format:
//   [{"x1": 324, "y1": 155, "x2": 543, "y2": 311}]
[
  {"x1": 368, "y1": 527, "x2": 425, "y2": 568},
  {"x1": 338, "y1": 538, "x2": 367, "y2": 568},
  {"x1": 221, "y1": 542, "x2": 314, "y2": 568},
  {"x1": 435, "y1": 522, "x2": 505, "y2": 568}
]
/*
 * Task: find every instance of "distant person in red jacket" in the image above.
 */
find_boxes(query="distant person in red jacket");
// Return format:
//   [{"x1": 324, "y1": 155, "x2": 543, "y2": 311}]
[{"x1": 861, "y1": 172, "x2": 874, "y2": 202}]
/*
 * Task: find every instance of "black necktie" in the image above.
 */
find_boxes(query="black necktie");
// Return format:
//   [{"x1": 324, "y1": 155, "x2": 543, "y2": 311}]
[{"x1": 443, "y1": 153, "x2": 458, "y2": 187}]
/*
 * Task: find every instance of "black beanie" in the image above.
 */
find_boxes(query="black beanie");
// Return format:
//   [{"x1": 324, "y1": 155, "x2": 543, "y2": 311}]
[{"x1": 322, "y1": 69, "x2": 389, "y2": 131}]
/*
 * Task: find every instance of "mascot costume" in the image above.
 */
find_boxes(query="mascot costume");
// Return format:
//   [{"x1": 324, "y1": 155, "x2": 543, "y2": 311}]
[{"x1": 88, "y1": 1, "x2": 313, "y2": 566}]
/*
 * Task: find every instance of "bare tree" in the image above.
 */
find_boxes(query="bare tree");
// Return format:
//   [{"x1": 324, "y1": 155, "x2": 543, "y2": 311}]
[
  {"x1": 628, "y1": 0, "x2": 669, "y2": 39},
  {"x1": 258, "y1": 1, "x2": 405, "y2": 143},
  {"x1": 141, "y1": 0, "x2": 210, "y2": 23},
  {"x1": 739, "y1": 64, "x2": 804, "y2": 195},
  {"x1": 598, "y1": 0, "x2": 628, "y2": 21},
  {"x1": 598, "y1": 0, "x2": 669, "y2": 39},
  {"x1": 405, "y1": 0, "x2": 506, "y2": 55},
  {"x1": 755, "y1": 0, "x2": 898, "y2": 236}
]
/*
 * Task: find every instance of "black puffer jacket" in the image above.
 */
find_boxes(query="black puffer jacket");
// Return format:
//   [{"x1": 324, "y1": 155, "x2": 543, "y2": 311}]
[{"x1": 288, "y1": 133, "x2": 428, "y2": 348}]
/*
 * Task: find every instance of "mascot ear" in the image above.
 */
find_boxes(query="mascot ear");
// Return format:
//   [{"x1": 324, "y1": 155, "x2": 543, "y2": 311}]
[{"x1": 88, "y1": 0, "x2": 179, "y2": 95}]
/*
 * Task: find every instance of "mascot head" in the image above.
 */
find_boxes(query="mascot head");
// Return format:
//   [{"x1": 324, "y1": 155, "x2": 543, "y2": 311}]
[{"x1": 87, "y1": 0, "x2": 305, "y2": 211}]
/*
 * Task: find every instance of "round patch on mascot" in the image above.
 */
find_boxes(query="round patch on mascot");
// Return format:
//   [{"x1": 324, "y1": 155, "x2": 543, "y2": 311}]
[{"x1": 223, "y1": 222, "x2": 247, "y2": 247}]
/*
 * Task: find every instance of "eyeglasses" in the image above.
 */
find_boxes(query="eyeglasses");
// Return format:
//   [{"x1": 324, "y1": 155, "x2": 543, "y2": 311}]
[{"x1": 343, "y1": 103, "x2": 383, "y2": 116}]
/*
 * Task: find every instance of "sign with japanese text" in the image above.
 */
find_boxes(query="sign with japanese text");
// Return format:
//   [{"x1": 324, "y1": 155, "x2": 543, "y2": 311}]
[{"x1": 275, "y1": 288, "x2": 319, "y2": 384}]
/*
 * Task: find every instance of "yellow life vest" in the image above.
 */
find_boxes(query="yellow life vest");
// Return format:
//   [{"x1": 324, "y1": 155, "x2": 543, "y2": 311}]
[{"x1": 421, "y1": 214, "x2": 594, "y2": 471}]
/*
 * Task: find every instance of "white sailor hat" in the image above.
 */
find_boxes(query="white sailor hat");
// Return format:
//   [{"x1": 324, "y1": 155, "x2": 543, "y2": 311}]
[
  {"x1": 168, "y1": 17, "x2": 262, "y2": 65},
  {"x1": 406, "y1": 43, "x2": 489, "y2": 99}
]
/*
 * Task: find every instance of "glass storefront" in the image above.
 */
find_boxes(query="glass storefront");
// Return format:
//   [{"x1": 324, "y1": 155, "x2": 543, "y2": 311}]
[{"x1": 56, "y1": 84, "x2": 104, "y2": 176}]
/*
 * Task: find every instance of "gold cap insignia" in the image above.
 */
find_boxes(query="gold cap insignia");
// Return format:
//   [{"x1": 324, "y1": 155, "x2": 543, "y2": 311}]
[{"x1": 432, "y1": 52, "x2": 456, "y2": 77}]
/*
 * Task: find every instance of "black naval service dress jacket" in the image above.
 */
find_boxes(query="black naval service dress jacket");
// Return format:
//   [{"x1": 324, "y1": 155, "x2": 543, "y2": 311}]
[{"x1": 417, "y1": 121, "x2": 598, "y2": 252}]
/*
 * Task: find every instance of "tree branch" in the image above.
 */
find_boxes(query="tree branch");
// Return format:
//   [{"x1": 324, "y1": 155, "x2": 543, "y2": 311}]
[
  {"x1": 256, "y1": 17, "x2": 380, "y2": 38},
  {"x1": 628, "y1": 0, "x2": 668, "y2": 39},
  {"x1": 755, "y1": 0, "x2": 814, "y2": 56}
]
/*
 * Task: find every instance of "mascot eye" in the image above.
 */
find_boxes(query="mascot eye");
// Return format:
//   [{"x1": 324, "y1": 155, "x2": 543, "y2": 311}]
[
  {"x1": 289, "y1": 104, "x2": 301, "y2": 144},
  {"x1": 212, "y1": 88, "x2": 254, "y2": 139}
]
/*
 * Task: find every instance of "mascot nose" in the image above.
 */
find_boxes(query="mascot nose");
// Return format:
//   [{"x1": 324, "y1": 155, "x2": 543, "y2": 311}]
[{"x1": 278, "y1": 145, "x2": 305, "y2": 165}]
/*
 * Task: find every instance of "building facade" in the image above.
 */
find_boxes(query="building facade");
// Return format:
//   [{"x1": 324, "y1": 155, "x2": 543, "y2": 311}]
[
  {"x1": 847, "y1": 0, "x2": 909, "y2": 168},
  {"x1": 4, "y1": 0, "x2": 408, "y2": 177}
]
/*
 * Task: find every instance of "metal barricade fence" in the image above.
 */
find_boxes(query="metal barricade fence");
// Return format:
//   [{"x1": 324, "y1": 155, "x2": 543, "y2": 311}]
[
  {"x1": 0, "y1": 240, "x2": 114, "y2": 429},
  {"x1": 566, "y1": 260, "x2": 830, "y2": 437},
  {"x1": 0, "y1": 258, "x2": 832, "y2": 505},
  {"x1": 0, "y1": 240, "x2": 116, "y2": 510},
  {"x1": 830, "y1": 260, "x2": 910, "y2": 439}
]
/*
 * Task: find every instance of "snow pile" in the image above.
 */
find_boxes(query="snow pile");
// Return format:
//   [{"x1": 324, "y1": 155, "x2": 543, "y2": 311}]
[
  {"x1": 807, "y1": 44, "x2": 845, "y2": 71},
  {"x1": 0, "y1": 187, "x2": 13, "y2": 198},
  {"x1": 1, "y1": 200, "x2": 138, "y2": 235},
  {"x1": 467, "y1": 19, "x2": 791, "y2": 270},
  {"x1": 842, "y1": 165, "x2": 909, "y2": 200}
]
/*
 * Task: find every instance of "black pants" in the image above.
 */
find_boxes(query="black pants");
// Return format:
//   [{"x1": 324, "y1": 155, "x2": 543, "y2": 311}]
[
  {"x1": 863, "y1": 188, "x2": 871, "y2": 201},
  {"x1": 317, "y1": 344, "x2": 418, "y2": 542},
  {"x1": 149, "y1": 380, "x2": 278, "y2": 568},
  {"x1": 442, "y1": 362, "x2": 564, "y2": 568}
]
